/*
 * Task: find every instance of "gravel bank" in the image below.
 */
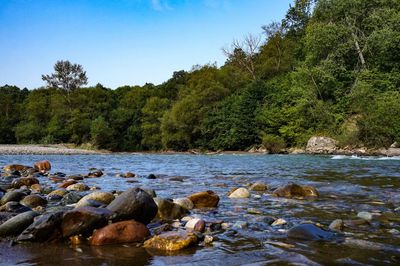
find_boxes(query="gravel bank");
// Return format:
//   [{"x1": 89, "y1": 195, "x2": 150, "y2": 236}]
[{"x1": 0, "y1": 145, "x2": 105, "y2": 155}]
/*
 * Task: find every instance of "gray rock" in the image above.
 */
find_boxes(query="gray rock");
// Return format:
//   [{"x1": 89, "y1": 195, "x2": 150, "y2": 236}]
[
  {"x1": 1, "y1": 190, "x2": 27, "y2": 205},
  {"x1": 0, "y1": 211, "x2": 38, "y2": 237},
  {"x1": 228, "y1": 188, "x2": 250, "y2": 198},
  {"x1": 287, "y1": 224, "x2": 336, "y2": 241},
  {"x1": 61, "y1": 192, "x2": 83, "y2": 205},
  {"x1": 106, "y1": 188, "x2": 158, "y2": 225},
  {"x1": 306, "y1": 136, "x2": 337, "y2": 154},
  {"x1": 329, "y1": 219, "x2": 343, "y2": 231},
  {"x1": 17, "y1": 211, "x2": 64, "y2": 242}
]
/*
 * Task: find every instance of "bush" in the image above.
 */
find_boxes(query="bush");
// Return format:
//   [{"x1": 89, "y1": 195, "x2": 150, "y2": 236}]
[{"x1": 261, "y1": 133, "x2": 286, "y2": 153}]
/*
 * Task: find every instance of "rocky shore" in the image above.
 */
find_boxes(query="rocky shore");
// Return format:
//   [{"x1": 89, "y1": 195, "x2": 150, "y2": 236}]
[{"x1": 1, "y1": 159, "x2": 399, "y2": 264}]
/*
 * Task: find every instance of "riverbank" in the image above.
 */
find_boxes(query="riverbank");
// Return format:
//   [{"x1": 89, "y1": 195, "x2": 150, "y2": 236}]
[
  {"x1": 0, "y1": 144, "x2": 107, "y2": 155},
  {"x1": 1, "y1": 144, "x2": 399, "y2": 157}
]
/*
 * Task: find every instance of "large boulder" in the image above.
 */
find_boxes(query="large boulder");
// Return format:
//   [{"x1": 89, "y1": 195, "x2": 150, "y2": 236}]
[
  {"x1": 143, "y1": 231, "x2": 198, "y2": 251},
  {"x1": 306, "y1": 136, "x2": 337, "y2": 154},
  {"x1": 17, "y1": 211, "x2": 64, "y2": 242},
  {"x1": 61, "y1": 206, "x2": 113, "y2": 237},
  {"x1": 33, "y1": 160, "x2": 51, "y2": 173},
  {"x1": 0, "y1": 211, "x2": 38, "y2": 237},
  {"x1": 187, "y1": 191, "x2": 219, "y2": 208},
  {"x1": 90, "y1": 220, "x2": 149, "y2": 246},
  {"x1": 106, "y1": 188, "x2": 157, "y2": 225},
  {"x1": 1, "y1": 190, "x2": 27, "y2": 205}
]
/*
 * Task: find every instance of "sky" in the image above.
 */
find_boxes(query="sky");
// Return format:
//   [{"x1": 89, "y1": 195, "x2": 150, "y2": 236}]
[{"x1": 0, "y1": 0, "x2": 293, "y2": 89}]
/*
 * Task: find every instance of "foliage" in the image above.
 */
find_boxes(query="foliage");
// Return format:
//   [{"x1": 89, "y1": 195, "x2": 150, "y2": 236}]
[{"x1": 2, "y1": 0, "x2": 400, "y2": 151}]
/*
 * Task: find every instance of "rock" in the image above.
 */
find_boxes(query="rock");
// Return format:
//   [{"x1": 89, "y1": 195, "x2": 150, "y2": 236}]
[
  {"x1": 106, "y1": 188, "x2": 158, "y2": 225},
  {"x1": 271, "y1": 218, "x2": 287, "y2": 226},
  {"x1": 66, "y1": 175, "x2": 84, "y2": 181},
  {"x1": 390, "y1": 142, "x2": 399, "y2": 148},
  {"x1": 88, "y1": 169, "x2": 103, "y2": 178},
  {"x1": 123, "y1": 172, "x2": 136, "y2": 178},
  {"x1": 47, "y1": 189, "x2": 68, "y2": 198},
  {"x1": 141, "y1": 189, "x2": 157, "y2": 198},
  {"x1": 17, "y1": 211, "x2": 64, "y2": 242},
  {"x1": 249, "y1": 182, "x2": 268, "y2": 191},
  {"x1": 204, "y1": 235, "x2": 213, "y2": 244},
  {"x1": 187, "y1": 191, "x2": 219, "y2": 208},
  {"x1": 58, "y1": 180, "x2": 77, "y2": 188},
  {"x1": 11, "y1": 177, "x2": 39, "y2": 189},
  {"x1": 233, "y1": 221, "x2": 248, "y2": 229},
  {"x1": 228, "y1": 187, "x2": 250, "y2": 198},
  {"x1": 66, "y1": 183, "x2": 89, "y2": 191},
  {"x1": 3, "y1": 164, "x2": 31, "y2": 173},
  {"x1": 306, "y1": 136, "x2": 337, "y2": 154},
  {"x1": 90, "y1": 220, "x2": 149, "y2": 246},
  {"x1": 169, "y1": 176, "x2": 184, "y2": 182},
  {"x1": 0, "y1": 190, "x2": 27, "y2": 205},
  {"x1": 153, "y1": 198, "x2": 188, "y2": 220},
  {"x1": 61, "y1": 206, "x2": 113, "y2": 237},
  {"x1": 273, "y1": 183, "x2": 319, "y2": 198},
  {"x1": 61, "y1": 192, "x2": 83, "y2": 205},
  {"x1": 0, "y1": 202, "x2": 31, "y2": 213},
  {"x1": 49, "y1": 176, "x2": 65, "y2": 183},
  {"x1": 329, "y1": 219, "x2": 344, "y2": 231},
  {"x1": 75, "y1": 191, "x2": 115, "y2": 208},
  {"x1": 357, "y1": 211, "x2": 373, "y2": 221},
  {"x1": 143, "y1": 231, "x2": 198, "y2": 251},
  {"x1": 147, "y1": 174, "x2": 157, "y2": 179},
  {"x1": 185, "y1": 218, "x2": 205, "y2": 233},
  {"x1": 30, "y1": 184, "x2": 43, "y2": 193},
  {"x1": 247, "y1": 208, "x2": 263, "y2": 215},
  {"x1": 20, "y1": 194, "x2": 47, "y2": 208},
  {"x1": 0, "y1": 211, "x2": 38, "y2": 237},
  {"x1": 33, "y1": 160, "x2": 51, "y2": 173},
  {"x1": 287, "y1": 224, "x2": 336, "y2": 241},
  {"x1": 173, "y1": 198, "x2": 194, "y2": 210}
]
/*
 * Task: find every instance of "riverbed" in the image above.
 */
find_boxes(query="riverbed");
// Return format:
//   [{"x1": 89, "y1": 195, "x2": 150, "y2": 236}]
[{"x1": 1, "y1": 154, "x2": 399, "y2": 265}]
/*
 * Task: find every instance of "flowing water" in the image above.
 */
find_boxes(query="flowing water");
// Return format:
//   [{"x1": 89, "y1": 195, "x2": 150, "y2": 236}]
[{"x1": 0, "y1": 154, "x2": 399, "y2": 265}]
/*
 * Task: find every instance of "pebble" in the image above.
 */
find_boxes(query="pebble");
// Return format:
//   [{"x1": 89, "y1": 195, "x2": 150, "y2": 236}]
[
  {"x1": 357, "y1": 211, "x2": 373, "y2": 221},
  {"x1": 271, "y1": 218, "x2": 287, "y2": 226},
  {"x1": 204, "y1": 235, "x2": 213, "y2": 244}
]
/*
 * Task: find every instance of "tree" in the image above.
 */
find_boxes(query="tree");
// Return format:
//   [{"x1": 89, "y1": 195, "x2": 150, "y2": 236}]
[{"x1": 42, "y1": 60, "x2": 88, "y2": 105}]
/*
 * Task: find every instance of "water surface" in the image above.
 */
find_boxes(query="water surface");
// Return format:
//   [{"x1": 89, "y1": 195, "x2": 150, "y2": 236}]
[{"x1": 0, "y1": 154, "x2": 399, "y2": 265}]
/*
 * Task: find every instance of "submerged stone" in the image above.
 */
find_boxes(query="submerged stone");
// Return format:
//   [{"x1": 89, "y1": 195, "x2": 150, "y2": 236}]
[
  {"x1": 143, "y1": 231, "x2": 198, "y2": 251},
  {"x1": 153, "y1": 197, "x2": 188, "y2": 220},
  {"x1": 287, "y1": 224, "x2": 336, "y2": 241}
]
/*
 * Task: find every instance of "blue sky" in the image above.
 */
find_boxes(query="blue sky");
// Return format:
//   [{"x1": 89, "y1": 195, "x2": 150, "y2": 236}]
[{"x1": 0, "y1": 0, "x2": 293, "y2": 89}]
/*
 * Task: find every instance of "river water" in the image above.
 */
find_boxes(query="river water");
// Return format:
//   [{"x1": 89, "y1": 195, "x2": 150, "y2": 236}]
[{"x1": 0, "y1": 154, "x2": 399, "y2": 265}]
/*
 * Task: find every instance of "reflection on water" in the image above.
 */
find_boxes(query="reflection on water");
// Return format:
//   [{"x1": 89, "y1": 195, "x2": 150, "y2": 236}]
[{"x1": 0, "y1": 154, "x2": 399, "y2": 265}]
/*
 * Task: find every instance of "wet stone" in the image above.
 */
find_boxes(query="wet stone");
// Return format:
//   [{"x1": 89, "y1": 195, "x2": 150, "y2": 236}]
[
  {"x1": 0, "y1": 211, "x2": 39, "y2": 237},
  {"x1": 20, "y1": 194, "x2": 48, "y2": 208},
  {"x1": 17, "y1": 211, "x2": 64, "y2": 242},
  {"x1": 0, "y1": 201, "x2": 31, "y2": 213},
  {"x1": 287, "y1": 224, "x2": 336, "y2": 241},
  {"x1": 187, "y1": 191, "x2": 220, "y2": 208},
  {"x1": 144, "y1": 231, "x2": 198, "y2": 251},
  {"x1": 61, "y1": 206, "x2": 113, "y2": 237},
  {"x1": 1, "y1": 190, "x2": 27, "y2": 205},
  {"x1": 61, "y1": 192, "x2": 83, "y2": 205}
]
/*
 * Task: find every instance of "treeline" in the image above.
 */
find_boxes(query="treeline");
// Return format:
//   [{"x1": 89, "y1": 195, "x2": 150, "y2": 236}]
[{"x1": 1, "y1": 0, "x2": 400, "y2": 151}]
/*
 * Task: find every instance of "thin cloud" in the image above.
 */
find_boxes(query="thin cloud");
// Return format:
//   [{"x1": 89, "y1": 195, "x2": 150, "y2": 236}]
[{"x1": 151, "y1": 0, "x2": 173, "y2": 11}]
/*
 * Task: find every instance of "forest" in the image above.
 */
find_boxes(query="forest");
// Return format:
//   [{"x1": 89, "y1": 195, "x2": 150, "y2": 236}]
[{"x1": 1, "y1": 0, "x2": 399, "y2": 152}]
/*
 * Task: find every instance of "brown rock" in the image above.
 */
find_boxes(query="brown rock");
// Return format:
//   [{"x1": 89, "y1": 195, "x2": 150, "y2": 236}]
[
  {"x1": 3, "y1": 164, "x2": 31, "y2": 173},
  {"x1": 47, "y1": 189, "x2": 68, "y2": 198},
  {"x1": 62, "y1": 206, "x2": 113, "y2": 237},
  {"x1": 59, "y1": 180, "x2": 77, "y2": 188},
  {"x1": 143, "y1": 231, "x2": 197, "y2": 251},
  {"x1": 249, "y1": 182, "x2": 268, "y2": 191},
  {"x1": 34, "y1": 160, "x2": 51, "y2": 173},
  {"x1": 11, "y1": 177, "x2": 39, "y2": 189},
  {"x1": 124, "y1": 172, "x2": 136, "y2": 178},
  {"x1": 20, "y1": 194, "x2": 48, "y2": 208},
  {"x1": 49, "y1": 176, "x2": 66, "y2": 183},
  {"x1": 272, "y1": 183, "x2": 319, "y2": 198},
  {"x1": 90, "y1": 220, "x2": 149, "y2": 246},
  {"x1": 75, "y1": 191, "x2": 115, "y2": 208},
  {"x1": 66, "y1": 183, "x2": 89, "y2": 191},
  {"x1": 187, "y1": 190, "x2": 219, "y2": 208}
]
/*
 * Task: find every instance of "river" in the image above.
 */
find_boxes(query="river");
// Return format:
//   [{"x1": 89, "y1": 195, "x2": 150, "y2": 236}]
[{"x1": 0, "y1": 154, "x2": 399, "y2": 265}]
